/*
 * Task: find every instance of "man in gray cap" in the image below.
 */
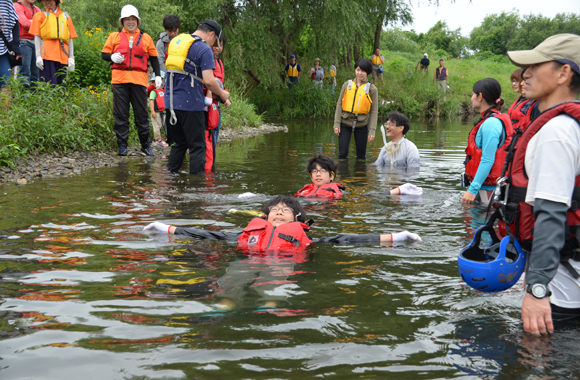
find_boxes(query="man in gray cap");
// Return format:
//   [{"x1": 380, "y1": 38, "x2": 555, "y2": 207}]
[
  {"x1": 165, "y1": 19, "x2": 229, "y2": 175},
  {"x1": 502, "y1": 34, "x2": 580, "y2": 335}
]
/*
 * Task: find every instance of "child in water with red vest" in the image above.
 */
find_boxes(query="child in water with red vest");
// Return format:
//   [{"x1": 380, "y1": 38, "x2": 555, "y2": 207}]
[
  {"x1": 462, "y1": 78, "x2": 514, "y2": 207},
  {"x1": 144, "y1": 195, "x2": 421, "y2": 247},
  {"x1": 295, "y1": 154, "x2": 423, "y2": 198},
  {"x1": 144, "y1": 195, "x2": 420, "y2": 310}
]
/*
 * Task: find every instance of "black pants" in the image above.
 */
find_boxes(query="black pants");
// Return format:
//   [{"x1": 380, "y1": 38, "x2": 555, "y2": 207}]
[
  {"x1": 112, "y1": 83, "x2": 151, "y2": 148},
  {"x1": 167, "y1": 110, "x2": 207, "y2": 175},
  {"x1": 338, "y1": 123, "x2": 369, "y2": 159}
]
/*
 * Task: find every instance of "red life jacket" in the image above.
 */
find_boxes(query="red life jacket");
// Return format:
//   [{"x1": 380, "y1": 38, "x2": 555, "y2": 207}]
[
  {"x1": 214, "y1": 57, "x2": 224, "y2": 84},
  {"x1": 153, "y1": 88, "x2": 165, "y2": 112},
  {"x1": 464, "y1": 109, "x2": 514, "y2": 186},
  {"x1": 112, "y1": 30, "x2": 149, "y2": 72},
  {"x1": 500, "y1": 101, "x2": 580, "y2": 249},
  {"x1": 508, "y1": 97, "x2": 537, "y2": 132},
  {"x1": 295, "y1": 183, "x2": 345, "y2": 199},
  {"x1": 237, "y1": 218, "x2": 312, "y2": 252}
]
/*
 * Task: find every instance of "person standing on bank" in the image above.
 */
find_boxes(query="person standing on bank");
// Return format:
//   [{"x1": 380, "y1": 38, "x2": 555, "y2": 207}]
[
  {"x1": 101, "y1": 5, "x2": 161, "y2": 157},
  {"x1": 310, "y1": 58, "x2": 324, "y2": 89},
  {"x1": 503, "y1": 34, "x2": 580, "y2": 334},
  {"x1": 333, "y1": 58, "x2": 378, "y2": 159},
  {"x1": 156, "y1": 14, "x2": 180, "y2": 76},
  {"x1": 434, "y1": 59, "x2": 448, "y2": 98},
  {"x1": 164, "y1": 19, "x2": 229, "y2": 175},
  {"x1": 285, "y1": 54, "x2": 301, "y2": 87},
  {"x1": 0, "y1": 0, "x2": 20, "y2": 89},
  {"x1": 370, "y1": 48, "x2": 384, "y2": 85},
  {"x1": 14, "y1": 0, "x2": 40, "y2": 87},
  {"x1": 419, "y1": 53, "x2": 429, "y2": 72},
  {"x1": 462, "y1": 78, "x2": 513, "y2": 207},
  {"x1": 30, "y1": 0, "x2": 76, "y2": 85}
]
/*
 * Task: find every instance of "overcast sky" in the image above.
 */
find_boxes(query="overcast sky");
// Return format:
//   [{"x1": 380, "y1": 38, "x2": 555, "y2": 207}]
[{"x1": 400, "y1": 0, "x2": 580, "y2": 36}]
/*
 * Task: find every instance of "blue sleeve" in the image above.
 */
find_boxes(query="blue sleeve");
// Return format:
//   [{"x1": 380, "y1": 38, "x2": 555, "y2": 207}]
[
  {"x1": 468, "y1": 118, "x2": 503, "y2": 194},
  {"x1": 195, "y1": 43, "x2": 215, "y2": 72},
  {"x1": 297, "y1": 64, "x2": 301, "y2": 72},
  {"x1": 285, "y1": 64, "x2": 289, "y2": 71}
]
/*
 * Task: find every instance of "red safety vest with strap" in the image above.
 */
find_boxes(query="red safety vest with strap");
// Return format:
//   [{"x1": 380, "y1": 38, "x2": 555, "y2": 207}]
[
  {"x1": 153, "y1": 88, "x2": 165, "y2": 112},
  {"x1": 464, "y1": 109, "x2": 514, "y2": 186},
  {"x1": 237, "y1": 218, "x2": 312, "y2": 252},
  {"x1": 112, "y1": 30, "x2": 148, "y2": 72},
  {"x1": 214, "y1": 57, "x2": 224, "y2": 84},
  {"x1": 508, "y1": 97, "x2": 537, "y2": 132},
  {"x1": 499, "y1": 101, "x2": 580, "y2": 247},
  {"x1": 295, "y1": 183, "x2": 345, "y2": 199}
]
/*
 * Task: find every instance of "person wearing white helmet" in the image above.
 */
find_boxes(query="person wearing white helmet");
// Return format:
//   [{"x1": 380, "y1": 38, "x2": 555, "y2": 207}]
[{"x1": 101, "y1": 4, "x2": 162, "y2": 157}]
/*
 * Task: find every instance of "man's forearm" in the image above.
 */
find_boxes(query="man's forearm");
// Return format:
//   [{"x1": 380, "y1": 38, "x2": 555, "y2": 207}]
[{"x1": 526, "y1": 198, "x2": 569, "y2": 285}]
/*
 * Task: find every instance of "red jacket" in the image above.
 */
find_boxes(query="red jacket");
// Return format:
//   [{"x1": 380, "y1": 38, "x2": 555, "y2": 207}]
[
  {"x1": 112, "y1": 31, "x2": 149, "y2": 72},
  {"x1": 14, "y1": 1, "x2": 40, "y2": 40},
  {"x1": 152, "y1": 88, "x2": 165, "y2": 112},
  {"x1": 237, "y1": 218, "x2": 312, "y2": 253},
  {"x1": 500, "y1": 101, "x2": 580, "y2": 247},
  {"x1": 295, "y1": 183, "x2": 345, "y2": 199},
  {"x1": 464, "y1": 109, "x2": 514, "y2": 186}
]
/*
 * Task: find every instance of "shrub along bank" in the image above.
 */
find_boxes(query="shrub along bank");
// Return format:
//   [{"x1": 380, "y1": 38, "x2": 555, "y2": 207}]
[{"x1": 248, "y1": 51, "x2": 520, "y2": 121}]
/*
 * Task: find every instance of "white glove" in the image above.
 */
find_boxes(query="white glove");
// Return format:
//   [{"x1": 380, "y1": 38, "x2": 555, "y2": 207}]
[
  {"x1": 397, "y1": 183, "x2": 423, "y2": 196},
  {"x1": 36, "y1": 56, "x2": 44, "y2": 70},
  {"x1": 392, "y1": 231, "x2": 422, "y2": 242},
  {"x1": 67, "y1": 58, "x2": 75, "y2": 72},
  {"x1": 155, "y1": 76, "x2": 162, "y2": 89},
  {"x1": 111, "y1": 52, "x2": 125, "y2": 64},
  {"x1": 204, "y1": 96, "x2": 213, "y2": 106},
  {"x1": 143, "y1": 221, "x2": 172, "y2": 233}
]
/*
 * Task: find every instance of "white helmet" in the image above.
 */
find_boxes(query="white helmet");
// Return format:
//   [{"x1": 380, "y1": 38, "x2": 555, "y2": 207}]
[
  {"x1": 424, "y1": 53, "x2": 428, "y2": 57},
  {"x1": 119, "y1": 5, "x2": 141, "y2": 26}
]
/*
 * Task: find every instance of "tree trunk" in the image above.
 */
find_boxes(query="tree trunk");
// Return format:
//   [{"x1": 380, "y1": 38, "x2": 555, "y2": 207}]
[
  {"x1": 347, "y1": 46, "x2": 352, "y2": 68},
  {"x1": 374, "y1": 22, "x2": 382, "y2": 50},
  {"x1": 353, "y1": 45, "x2": 360, "y2": 63}
]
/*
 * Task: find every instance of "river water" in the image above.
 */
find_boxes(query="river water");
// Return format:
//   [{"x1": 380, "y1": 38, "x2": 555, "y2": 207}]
[{"x1": 1, "y1": 120, "x2": 579, "y2": 379}]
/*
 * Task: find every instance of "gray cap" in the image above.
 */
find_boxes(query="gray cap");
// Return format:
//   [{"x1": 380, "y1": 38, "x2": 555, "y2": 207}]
[{"x1": 507, "y1": 33, "x2": 580, "y2": 74}]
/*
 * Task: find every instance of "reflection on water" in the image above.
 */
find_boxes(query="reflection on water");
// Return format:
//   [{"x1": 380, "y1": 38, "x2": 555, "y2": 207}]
[{"x1": 1, "y1": 119, "x2": 579, "y2": 379}]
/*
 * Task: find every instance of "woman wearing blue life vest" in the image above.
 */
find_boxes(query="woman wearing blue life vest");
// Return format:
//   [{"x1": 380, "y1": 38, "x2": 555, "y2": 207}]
[
  {"x1": 462, "y1": 78, "x2": 514, "y2": 207},
  {"x1": 333, "y1": 58, "x2": 378, "y2": 159},
  {"x1": 144, "y1": 195, "x2": 421, "y2": 246}
]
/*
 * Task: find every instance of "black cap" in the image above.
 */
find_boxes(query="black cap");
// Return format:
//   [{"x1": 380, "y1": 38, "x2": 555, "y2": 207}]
[{"x1": 199, "y1": 19, "x2": 222, "y2": 37}]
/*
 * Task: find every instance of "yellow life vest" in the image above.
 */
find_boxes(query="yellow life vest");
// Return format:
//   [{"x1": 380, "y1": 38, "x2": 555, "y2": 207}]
[
  {"x1": 341, "y1": 80, "x2": 372, "y2": 115},
  {"x1": 166, "y1": 34, "x2": 203, "y2": 73},
  {"x1": 287, "y1": 63, "x2": 299, "y2": 77},
  {"x1": 371, "y1": 55, "x2": 383, "y2": 65},
  {"x1": 324, "y1": 68, "x2": 336, "y2": 78},
  {"x1": 39, "y1": 10, "x2": 70, "y2": 43}
]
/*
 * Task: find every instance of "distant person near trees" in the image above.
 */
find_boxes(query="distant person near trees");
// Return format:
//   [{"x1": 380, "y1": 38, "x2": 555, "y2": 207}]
[
  {"x1": 30, "y1": 0, "x2": 76, "y2": 85},
  {"x1": 434, "y1": 59, "x2": 449, "y2": 99},
  {"x1": 285, "y1": 54, "x2": 301, "y2": 87},
  {"x1": 149, "y1": 77, "x2": 167, "y2": 147},
  {"x1": 156, "y1": 14, "x2": 180, "y2": 76},
  {"x1": 370, "y1": 48, "x2": 384, "y2": 84},
  {"x1": 101, "y1": 4, "x2": 161, "y2": 157},
  {"x1": 310, "y1": 58, "x2": 324, "y2": 89},
  {"x1": 14, "y1": 0, "x2": 40, "y2": 87},
  {"x1": 333, "y1": 58, "x2": 378, "y2": 159},
  {"x1": 325, "y1": 63, "x2": 337, "y2": 93},
  {"x1": 418, "y1": 53, "x2": 429, "y2": 72},
  {"x1": 507, "y1": 68, "x2": 536, "y2": 131},
  {"x1": 164, "y1": 19, "x2": 229, "y2": 175},
  {"x1": 0, "y1": 0, "x2": 20, "y2": 89}
]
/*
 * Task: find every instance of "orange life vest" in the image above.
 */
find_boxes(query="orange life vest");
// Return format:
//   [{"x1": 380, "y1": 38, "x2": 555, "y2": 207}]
[
  {"x1": 295, "y1": 183, "x2": 345, "y2": 199},
  {"x1": 112, "y1": 30, "x2": 149, "y2": 72},
  {"x1": 464, "y1": 109, "x2": 514, "y2": 186},
  {"x1": 237, "y1": 218, "x2": 312, "y2": 253}
]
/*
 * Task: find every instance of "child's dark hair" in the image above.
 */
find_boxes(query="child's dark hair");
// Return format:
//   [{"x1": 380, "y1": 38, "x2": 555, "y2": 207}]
[
  {"x1": 163, "y1": 14, "x2": 181, "y2": 31},
  {"x1": 510, "y1": 68, "x2": 524, "y2": 83},
  {"x1": 473, "y1": 78, "x2": 504, "y2": 110},
  {"x1": 306, "y1": 154, "x2": 338, "y2": 180},
  {"x1": 262, "y1": 196, "x2": 306, "y2": 223},
  {"x1": 355, "y1": 58, "x2": 373, "y2": 76},
  {"x1": 387, "y1": 111, "x2": 411, "y2": 135}
]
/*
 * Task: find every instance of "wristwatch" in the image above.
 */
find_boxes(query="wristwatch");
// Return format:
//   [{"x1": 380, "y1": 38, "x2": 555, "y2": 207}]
[{"x1": 526, "y1": 283, "x2": 552, "y2": 299}]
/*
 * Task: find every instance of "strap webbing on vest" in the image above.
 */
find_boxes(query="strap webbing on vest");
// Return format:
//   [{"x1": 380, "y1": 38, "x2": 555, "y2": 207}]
[{"x1": 167, "y1": 67, "x2": 203, "y2": 125}]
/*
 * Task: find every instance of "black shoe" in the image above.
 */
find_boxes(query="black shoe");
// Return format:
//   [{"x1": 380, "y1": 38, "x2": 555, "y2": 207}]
[
  {"x1": 118, "y1": 146, "x2": 128, "y2": 156},
  {"x1": 141, "y1": 146, "x2": 155, "y2": 156}
]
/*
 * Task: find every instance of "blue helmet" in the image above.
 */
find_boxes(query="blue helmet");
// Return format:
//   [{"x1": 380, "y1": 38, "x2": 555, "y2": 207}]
[{"x1": 458, "y1": 224, "x2": 527, "y2": 293}]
